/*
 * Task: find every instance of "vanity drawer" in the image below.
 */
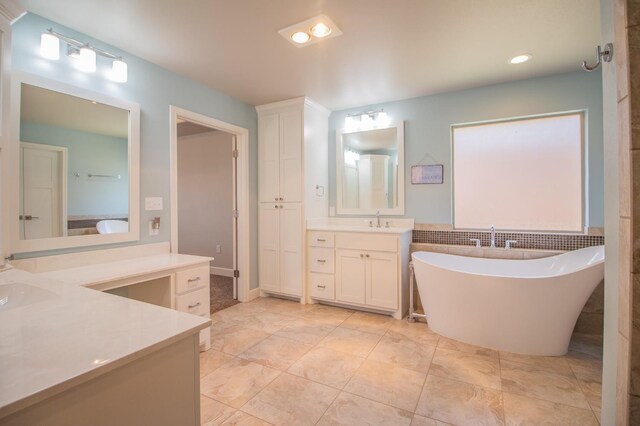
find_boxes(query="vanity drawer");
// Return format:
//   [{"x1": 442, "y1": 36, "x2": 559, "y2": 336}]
[
  {"x1": 176, "y1": 265, "x2": 209, "y2": 294},
  {"x1": 308, "y1": 247, "x2": 335, "y2": 274},
  {"x1": 335, "y1": 233, "x2": 397, "y2": 252},
  {"x1": 308, "y1": 231, "x2": 335, "y2": 248},
  {"x1": 176, "y1": 286, "x2": 209, "y2": 316},
  {"x1": 308, "y1": 273, "x2": 335, "y2": 300}
]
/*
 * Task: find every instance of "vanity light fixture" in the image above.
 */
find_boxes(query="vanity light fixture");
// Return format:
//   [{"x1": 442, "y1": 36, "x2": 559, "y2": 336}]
[
  {"x1": 278, "y1": 14, "x2": 342, "y2": 47},
  {"x1": 509, "y1": 54, "x2": 532, "y2": 64},
  {"x1": 39, "y1": 28, "x2": 128, "y2": 82},
  {"x1": 344, "y1": 109, "x2": 391, "y2": 132}
]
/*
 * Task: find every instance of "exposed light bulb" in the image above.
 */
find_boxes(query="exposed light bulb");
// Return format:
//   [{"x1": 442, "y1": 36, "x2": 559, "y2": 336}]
[
  {"x1": 310, "y1": 23, "x2": 331, "y2": 38},
  {"x1": 40, "y1": 32, "x2": 59, "y2": 60},
  {"x1": 110, "y1": 59, "x2": 128, "y2": 83},
  {"x1": 361, "y1": 114, "x2": 374, "y2": 129},
  {"x1": 509, "y1": 54, "x2": 531, "y2": 64},
  {"x1": 78, "y1": 46, "x2": 96, "y2": 72},
  {"x1": 291, "y1": 31, "x2": 310, "y2": 44},
  {"x1": 375, "y1": 111, "x2": 390, "y2": 128}
]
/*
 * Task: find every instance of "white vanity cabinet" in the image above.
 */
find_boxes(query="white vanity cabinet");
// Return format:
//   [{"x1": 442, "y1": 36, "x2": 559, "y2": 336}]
[
  {"x1": 256, "y1": 98, "x2": 330, "y2": 300},
  {"x1": 307, "y1": 229, "x2": 411, "y2": 319}
]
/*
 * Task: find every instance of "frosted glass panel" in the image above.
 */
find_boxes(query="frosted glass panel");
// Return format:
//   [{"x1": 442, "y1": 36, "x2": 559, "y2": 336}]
[{"x1": 453, "y1": 113, "x2": 583, "y2": 232}]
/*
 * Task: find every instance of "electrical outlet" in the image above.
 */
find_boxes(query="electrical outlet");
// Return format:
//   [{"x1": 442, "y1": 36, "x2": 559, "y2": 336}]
[
  {"x1": 216, "y1": 245, "x2": 221, "y2": 253},
  {"x1": 145, "y1": 197, "x2": 163, "y2": 211}
]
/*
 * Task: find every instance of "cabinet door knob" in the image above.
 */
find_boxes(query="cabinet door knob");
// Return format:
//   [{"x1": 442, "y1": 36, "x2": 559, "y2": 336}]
[
  {"x1": 360, "y1": 254, "x2": 364, "y2": 258},
  {"x1": 366, "y1": 254, "x2": 370, "y2": 258},
  {"x1": 275, "y1": 197, "x2": 278, "y2": 201},
  {"x1": 275, "y1": 205, "x2": 279, "y2": 208},
  {"x1": 279, "y1": 197, "x2": 284, "y2": 201}
]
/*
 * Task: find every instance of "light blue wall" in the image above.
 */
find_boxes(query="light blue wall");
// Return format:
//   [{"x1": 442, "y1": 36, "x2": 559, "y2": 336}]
[
  {"x1": 329, "y1": 70, "x2": 604, "y2": 227},
  {"x1": 21, "y1": 121, "x2": 129, "y2": 217},
  {"x1": 12, "y1": 13, "x2": 259, "y2": 289}
]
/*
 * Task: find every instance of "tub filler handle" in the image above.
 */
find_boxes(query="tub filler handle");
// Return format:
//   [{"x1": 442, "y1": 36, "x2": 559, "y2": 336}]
[{"x1": 408, "y1": 261, "x2": 427, "y2": 323}]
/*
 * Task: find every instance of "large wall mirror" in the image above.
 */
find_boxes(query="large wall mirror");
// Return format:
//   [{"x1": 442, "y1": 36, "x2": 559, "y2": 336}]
[
  {"x1": 336, "y1": 121, "x2": 405, "y2": 215},
  {"x1": 7, "y1": 72, "x2": 140, "y2": 254}
]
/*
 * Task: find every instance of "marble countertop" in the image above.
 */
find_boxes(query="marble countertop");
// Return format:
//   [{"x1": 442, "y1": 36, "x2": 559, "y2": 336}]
[
  {"x1": 0, "y1": 256, "x2": 211, "y2": 418},
  {"x1": 306, "y1": 224, "x2": 413, "y2": 234},
  {"x1": 306, "y1": 217, "x2": 414, "y2": 234}
]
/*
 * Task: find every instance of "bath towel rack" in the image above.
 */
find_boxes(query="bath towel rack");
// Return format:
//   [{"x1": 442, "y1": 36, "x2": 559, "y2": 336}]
[
  {"x1": 74, "y1": 171, "x2": 121, "y2": 179},
  {"x1": 407, "y1": 261, "x2": 427, "y2": 323}
]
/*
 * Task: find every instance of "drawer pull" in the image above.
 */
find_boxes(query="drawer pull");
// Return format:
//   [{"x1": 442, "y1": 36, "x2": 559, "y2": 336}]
[
  {"x1": 188, "y1": 302, "x2": 201, "y2": 309},
  {"x1": 317, "y1": 238, "x2": 326, "y2": 242},
  {"x1": 317, "y1": 285, "x2": 326, "y2": 289},
  {"x1": 187, "y1": 277, "x2": 201, "y2": 283},
  {"x1": 317, "y1": 259, "x2": 326, "y2": 263}
]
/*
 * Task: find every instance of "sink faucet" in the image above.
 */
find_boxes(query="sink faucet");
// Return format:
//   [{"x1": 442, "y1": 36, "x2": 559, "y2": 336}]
[
  {"x1": 376, "y1": 211, "x2": 381, "y2": 228},
  {"x1": 490, "y1": 225, "x2": 496, "y2": 248}
]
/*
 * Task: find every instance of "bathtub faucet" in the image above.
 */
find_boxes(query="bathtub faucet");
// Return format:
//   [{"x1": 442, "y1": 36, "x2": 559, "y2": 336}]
[{"x1": 490, "y1": 225, "x2": 496, "y2": 248}]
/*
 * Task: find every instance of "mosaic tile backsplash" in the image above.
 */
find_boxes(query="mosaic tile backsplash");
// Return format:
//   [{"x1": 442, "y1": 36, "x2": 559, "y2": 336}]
[{"x1": 412, "y1": 229, "x2": 604, "y2": 251}]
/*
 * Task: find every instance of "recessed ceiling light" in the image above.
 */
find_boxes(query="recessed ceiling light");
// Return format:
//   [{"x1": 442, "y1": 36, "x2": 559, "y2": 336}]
[
  {"x1": 291, "y1": 31, "x2": 310, "y2": 44},
  {"x1": 310, "y1": 23, "x2": 331, "y2": 38},
  {"x1": 509, "y1": 54, "x2": 532, "y2": 64},
  {"x1": 278, "y1": 14, "x2": 343, "y2": 48}
]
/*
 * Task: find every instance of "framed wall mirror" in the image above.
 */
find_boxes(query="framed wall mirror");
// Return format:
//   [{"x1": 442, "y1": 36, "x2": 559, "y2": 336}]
[
  {"x1": 336, "y1": 121, "x2": 405, "y2": 215},
  {"x1": 6, "y1": 72, "x2": 140, "y2": 254}
]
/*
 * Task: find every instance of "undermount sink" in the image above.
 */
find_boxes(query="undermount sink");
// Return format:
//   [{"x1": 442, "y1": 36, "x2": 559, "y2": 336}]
[{"x1": 0, "y1": 282, "x2": 56, "y2": 312}]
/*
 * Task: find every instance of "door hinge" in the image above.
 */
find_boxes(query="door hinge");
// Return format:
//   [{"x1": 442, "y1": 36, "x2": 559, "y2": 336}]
[
  {"x1": 232, "y1": 149, "x2": 239, "y2": 158},
  {"x1": 233, "y1": 209, "x2": 239, "y2": 219},
  {"x1": 233, "y1": 269, "x2": 240, "y2": 278}
]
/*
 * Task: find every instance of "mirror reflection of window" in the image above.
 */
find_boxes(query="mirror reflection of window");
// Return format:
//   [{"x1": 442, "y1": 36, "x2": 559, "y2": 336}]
[{"x1": 19, "y1": 83, "x2": 130, "y2": 240}]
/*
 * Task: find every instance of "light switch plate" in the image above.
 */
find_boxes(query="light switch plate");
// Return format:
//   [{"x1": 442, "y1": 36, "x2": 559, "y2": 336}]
[{"x1": 145, "y1": 197, "x2": 163, "y2": 211}]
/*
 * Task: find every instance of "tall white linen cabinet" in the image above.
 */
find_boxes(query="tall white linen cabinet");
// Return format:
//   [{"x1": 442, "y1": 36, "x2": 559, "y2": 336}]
[{"x1": 256, "y1": 97, "x2": 330, "y2": 300}]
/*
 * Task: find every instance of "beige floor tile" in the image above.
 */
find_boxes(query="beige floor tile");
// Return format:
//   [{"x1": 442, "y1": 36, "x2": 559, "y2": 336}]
[
  {"x1": 410, "y1": 414, "x2": 450, "y2": 425},
  {"x1": 287, "y1": 346, "x2": 365, "y2": 389},
  {"x1": 429, "y1": 347, "x2": 501, "y2": 390},
  {"x1": 266, "y1": 299, "x2": 318, "y2": 315},
  {"x1": 437, "y1": 336, "x2": 499, "y2": 359},
  {"x1": 220, "y1": 411, "x2": 272, "y2": 426},
  {"x1": 200, "y1": 349, "x2": 235, "y2": 378},
  {"x1": 242, "y1": 373, "x2": 339, "y2": 426},
  {"x1": 415, "y1": 375, "x2": 504, "y2": 426},
  {"x1": 240, "y1": 312, "x2": 298, "y2": 334},
  {"x1": 212, "y1": 302, "x2": 269, "y2": 322},
  {"x1": 317, "y1": 391, "x2": 413, "y2": 425},
  {"x1": 200, "y1": 358, "x2": 280, "y2": 408},
  {"x1": 200, "y1": 395, "x2": 236, "y2": 426},
  {"x1": 238, "y1": 335, "x2": 313, "y2": 370},
  {"x1": 502, "y1": 392, "x2": 599, "y2": 425},
  {"x1": 386, "y1": 320, "x2": 440, "y2": 347},
  {"x1": 319, "y1": 327, "x2": 382, "y2": 357},
  {"x1": 210, "y1": 325, "x2": 270, "y2": 355},
  {"x1": 369, "y1": 335, "x2": 435, "y2": 373},
  {"x1": 273, "y1": 320, "x2": 336, "y2": 345},
  {"x1": 298, "y1": 304, "x2": 354, "y2": 326},
  {"x1": 499, "y1": 351, "x2": 572, "y2": 375},
  {"x1": 344, "y1": 359, "x2": 426, "y2": 412},
  {"x1": 340, "y1": 311, "x2": 394, "y2": 335},
  {"x1": 500, "y1": 360, "x2": 590, "y2": 409}
]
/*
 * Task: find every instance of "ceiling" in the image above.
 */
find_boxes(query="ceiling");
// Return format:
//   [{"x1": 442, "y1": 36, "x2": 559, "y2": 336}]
[{"x1": 17, "y1": 0, "x2": 601, "y2": 111}]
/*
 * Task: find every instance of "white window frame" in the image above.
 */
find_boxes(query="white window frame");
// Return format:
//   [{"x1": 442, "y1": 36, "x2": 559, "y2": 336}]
[{"x1": 451, "y1": 110, "x2": 587, "y2": 233}]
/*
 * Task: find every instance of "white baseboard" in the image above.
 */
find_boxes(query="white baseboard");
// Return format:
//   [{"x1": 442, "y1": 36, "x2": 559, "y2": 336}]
[
  {"x1": 210, "y1": 267, "x2": 234, "y2": 277},
  {"x1": 246, "y1": 287, "x2": 260, "y2": 301}
]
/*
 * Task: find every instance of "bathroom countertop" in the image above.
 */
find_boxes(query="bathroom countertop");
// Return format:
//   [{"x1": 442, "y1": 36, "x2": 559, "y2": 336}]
[
  {"x1": 0, "y1": 265, "x2": 210, "y2": 418},
  {"x1": 306, "y1": 224, "x2": 413, "y2": 234}
]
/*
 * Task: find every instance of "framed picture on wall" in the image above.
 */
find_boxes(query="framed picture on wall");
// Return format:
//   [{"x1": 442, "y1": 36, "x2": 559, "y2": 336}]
[{"x1": 411, "y1": 164, "x2": 443, "y2": 184}]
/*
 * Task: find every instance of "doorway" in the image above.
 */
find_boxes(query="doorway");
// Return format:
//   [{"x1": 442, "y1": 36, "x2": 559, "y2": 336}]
[{"x1": 169, "y1": 106, "x2": 250, "y2": 307}]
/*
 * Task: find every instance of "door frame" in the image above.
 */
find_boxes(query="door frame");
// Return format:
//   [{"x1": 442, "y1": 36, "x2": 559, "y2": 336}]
[
  {"x1": 20, "y1": 141, "x2": 68, "y2": 239},
  {"x1": 169, "y1": 105, "x2": 251, "y2": 302}
]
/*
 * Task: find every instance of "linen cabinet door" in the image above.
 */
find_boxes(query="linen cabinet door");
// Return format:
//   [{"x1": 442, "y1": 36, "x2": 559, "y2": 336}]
[
  {"x1": 335, "y1": 249, "x2": 366, "y2": 304},
  {"x1": 279, "y1": 109, "x2": 302, "y2": 202},
  {"x1": 258, "y1": 113, "x2": 280, "y2": 203},
  {"x1": 278, "y1": 203, "x2": 302, "y2": 296},
  {"x1": 258, "y1": 204, "x2": 280, "y2": 292},
  {"x1": 366, "y1": 251, "x2": 398, "y2": 310}
]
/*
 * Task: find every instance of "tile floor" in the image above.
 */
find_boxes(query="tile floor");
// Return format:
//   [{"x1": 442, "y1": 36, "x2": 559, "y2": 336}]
[{"x1": 199, "y1": 297, "x2": 603, "y2": 426}]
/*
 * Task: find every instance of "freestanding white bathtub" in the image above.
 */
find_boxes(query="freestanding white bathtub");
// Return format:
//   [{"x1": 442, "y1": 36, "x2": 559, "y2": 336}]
[{"x1": 411, "y1": 245, "x2": 604, "y2": 356}]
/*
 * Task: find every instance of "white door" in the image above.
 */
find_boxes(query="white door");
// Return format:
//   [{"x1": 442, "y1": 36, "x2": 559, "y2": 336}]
[
  {"x1": 336, "y1": 249, "x2": 366, "y2": 304},
  {"x1": 258, "y1": 204, "x2": 280, "y2": 292},
  {"x1": 258, "y1": 113, "x2": 280, "y2": 203},
  {"x1": 20, "y1": 143, "x2": 66, "y2": 239},
  {"x1": 366, "y1": 251, "x2": 398, "y2": 309},
  {"x1": 278, "y1": 203, "x2": 302, "y2": 296},
  {"x1": 279, "y1": 110, "x2": 302, "y2": 202}
]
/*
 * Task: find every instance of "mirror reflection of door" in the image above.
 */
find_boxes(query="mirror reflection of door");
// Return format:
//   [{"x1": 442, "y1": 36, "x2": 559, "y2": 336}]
[{"x1": 20, "y1": 142, "x2": 67, "y2": 239}]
